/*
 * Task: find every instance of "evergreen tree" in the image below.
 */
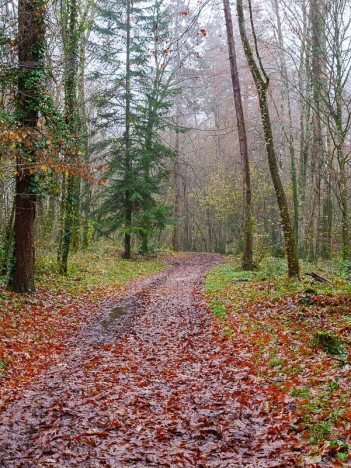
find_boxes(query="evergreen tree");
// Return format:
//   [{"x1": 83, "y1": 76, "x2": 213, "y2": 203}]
[{"x1": 93, "y1": 0, "x2": 177, "y2": 255}]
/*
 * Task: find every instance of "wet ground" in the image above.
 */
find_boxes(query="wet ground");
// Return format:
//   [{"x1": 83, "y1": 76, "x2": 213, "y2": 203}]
[{"x1": 0, "y1": 254, "x2": 295, "y2": 467}]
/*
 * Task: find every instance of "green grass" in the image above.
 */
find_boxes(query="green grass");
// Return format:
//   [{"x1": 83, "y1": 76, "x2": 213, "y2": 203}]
[
  {"x1": 205, "y1": 263, "x2": 254, "y2": 292},
  {"x1": 32, "y1": 241, "x2": 166, "y2": 296},
  {"x1": 291, "y1": 387, "x2": 311, "y2": 399},
  {"x1": 205, "y1": 257, "x2": 351, "y2": 314},
  {"x1": 1, "y1": 241, "x2": 166, "y2": 298}
]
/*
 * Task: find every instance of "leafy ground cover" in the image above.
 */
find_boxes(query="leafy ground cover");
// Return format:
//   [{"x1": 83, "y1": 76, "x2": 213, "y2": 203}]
[
  {"x1": 0, "y1": 254, "x2": 299, "y2": 466},
  {"x1": 0, "y1": 242, "x2": 165, "y2": 403},
  {"x1": 205, "y1": 257, "x2": 351, "y2": 466}
]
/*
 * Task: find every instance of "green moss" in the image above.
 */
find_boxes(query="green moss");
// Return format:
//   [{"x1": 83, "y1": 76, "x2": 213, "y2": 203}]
[
  {"x1": 291, "y1": 387, "x2": 311, "y2": 399},
  {"x1": 312, "y1": 331, "x2": 346, "y2": 356}
]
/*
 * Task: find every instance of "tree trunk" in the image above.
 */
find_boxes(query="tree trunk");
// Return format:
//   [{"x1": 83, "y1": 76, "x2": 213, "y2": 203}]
[
  {"x1": 272, "y1": 0, "x2": 299, "y2": 246},
  {"x1": 58, "y1": 0, "x2": 80, "y2": 274},
  {"x1": 320, "y1": 177, "x2": 333, "y2": 259},
  {"x1": 237, "y1": 0, "x2": 300, "y2": 278},
  {"x1": 172, "y1": 123, "x2": 182, "y2": 252},
  {"x1": 332, "y1": 5, "x2": 349, "y2": 260},
  {"x1": 172, "y1": 0, "x2": 182, "y2": 252},
  {"x1": 339, "y1": 151, "x2": 350, "y2": 261},
  {"x1": 223, "y1": 0, "x2": 253, "y2": 270},
  {"x1": 79, "y1": 39, "x2": 91, "y2": 251},
  {"x1": 297, "y1": 3, "x2": 311, "y2": 258},
  {"x1": 310, "y1": 0, "x2": 326, "y2": 259},
  {"x1": 123, "y1": 0, "x2": 132, "y2": 259},
  {"x1": 1, "y1": 199, "x2": 15, "y2": 276},
  {"x1": 10, "y1": 0, "x2": 45, "y2": 292}
]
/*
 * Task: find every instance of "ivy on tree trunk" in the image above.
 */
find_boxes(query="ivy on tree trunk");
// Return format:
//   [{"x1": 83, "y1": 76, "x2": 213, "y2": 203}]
[
  {"x1": 58, "y1": 0, "x2": 81, "y2": 274},
  {"x1": 10, "y1": 0, "x2": 46, "y2": 292}
]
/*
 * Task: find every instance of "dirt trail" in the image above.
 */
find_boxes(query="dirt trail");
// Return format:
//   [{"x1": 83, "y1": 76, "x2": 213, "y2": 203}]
[{"x1": 0, "y1": 254, "x2": 295, "y2": 467}]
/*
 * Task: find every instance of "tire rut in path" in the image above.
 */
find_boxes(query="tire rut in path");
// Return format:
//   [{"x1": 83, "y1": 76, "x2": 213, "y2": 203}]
[{"x1": 0, "y1": 254, "x2": 294, "y2": 467}]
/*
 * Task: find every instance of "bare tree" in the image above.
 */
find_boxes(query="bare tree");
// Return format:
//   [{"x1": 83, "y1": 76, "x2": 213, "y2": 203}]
[
  {"x1": 223, "y1": 0, "x2": 253, "y2": 269},
  {"x1": 237, "y1": 0, "x2": 300, "y2": 277}
]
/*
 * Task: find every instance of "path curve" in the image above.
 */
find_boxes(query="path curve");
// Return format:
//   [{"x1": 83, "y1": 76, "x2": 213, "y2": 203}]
[{"x1": 0, "y1": 254, "x2": 294, "y2": 467}]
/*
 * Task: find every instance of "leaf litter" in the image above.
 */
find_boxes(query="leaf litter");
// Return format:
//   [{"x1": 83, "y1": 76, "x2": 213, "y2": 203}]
[
  {"x1": 205, "y1": 262, "x2": 351, "y2": 467},
  {"x1": 0, "y1": 254, "x2": 314, "y2": 466}
]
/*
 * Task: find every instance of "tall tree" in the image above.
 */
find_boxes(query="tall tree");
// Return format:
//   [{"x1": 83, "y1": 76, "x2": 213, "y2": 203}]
[
  {"x1": 272, "y1": 0, "x2": 299, "y2": 246},
  {"x1": 57, "y1": 0, "x2": 81, "y2": 273},
  {"x1": 325, "y1": 0, "x2": 351, "y2": 260},
  {"x1": 237, "y1": 0, "x2": 300, "y2": 277},
  {"x1": 223, "y1": 0, "x2": 253, "y2": 270},
  {"x1": 297, "y1": 0, "x2": 312, "y2": 257},
  {"x1": 309, "y1": 0, "x2": 326, "y2": 259},
  {"x1": 123, "y1": 0, "x2": 132, "y2": 258},
  {"x1": 10, "y1": 0, "x2": 46, "y2": 291},
  {"x1": 96, "y1": 0, "x2": 175, "y2": 255},
  {"x1": 171, "y1": 0, "x2": 182, "y2": 253}
]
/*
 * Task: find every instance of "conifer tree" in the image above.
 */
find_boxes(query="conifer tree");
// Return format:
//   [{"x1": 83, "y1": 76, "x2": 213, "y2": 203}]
[{"x1": 94, "y1": 0, "x2": 176, "y2": 256}]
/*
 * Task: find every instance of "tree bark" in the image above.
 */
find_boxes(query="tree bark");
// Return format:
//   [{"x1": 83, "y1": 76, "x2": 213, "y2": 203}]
[
  {"x1": 272, "y1": 0, "x2": 299, "y2": 246},
  {"x1": 331, "y1": 2, "x2": 350, "y2": 260},
  {"x1": 298, "y1": 0, "x2": 311, "y2": 257},
  {"x1": 58, "y1": 0, "x2": 80, "y2": 274},
  {"x1": 79, "y1": 40, "x2": 91, "y2": 251},
  {"x1": 123, "y1": 0, "x2": 132, "y2": 259},
  {"x1": 10, "y1": 0, "x2": 45, "y2": 292},
  {"x1": 223, "y1": 0, "x2": 253, "y2": 270},
  {"x1": 1, "y1": 199, "x2": 15, "y2": 276},
  {"x1": 310, "y1": 0, "x2": 326, "y2": 259},
  {"x1": 172, "y1": 0, "x2": 182, "y2": 252},
  {"x1": 237, "y1": 0, "x2": 300, "y2": 278},
  {"x1": 172, "y1": 117, "x2": 182, "y2": 252}
]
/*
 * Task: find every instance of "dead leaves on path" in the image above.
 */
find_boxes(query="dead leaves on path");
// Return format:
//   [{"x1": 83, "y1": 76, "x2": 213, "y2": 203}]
[
  {"x1": 0, "y1": 288, "x2": 115, "y2": 403},
  {"x1": 2, "y1": 255, "x2": 349, "y2": 466},
  {"x1": 0, "y1": 259, "x2": 163, "y2": 404},
  {"x1": 0, "y1": 256, "x2": 297, "y2": 466}
]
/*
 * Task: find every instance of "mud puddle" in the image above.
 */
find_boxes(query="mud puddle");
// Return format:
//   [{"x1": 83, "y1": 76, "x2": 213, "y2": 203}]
[{"x1": 101, "y1": 306, "x2": 127, "y2": 329}]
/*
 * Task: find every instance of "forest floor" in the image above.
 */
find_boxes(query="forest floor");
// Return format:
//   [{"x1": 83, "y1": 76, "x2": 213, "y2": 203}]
[
  {"x1": 205, "y1": 259, "x2": 351, "y2": 467},
  {"x1": 0, "y1": 252, "x2": 350, "y2": 466}
]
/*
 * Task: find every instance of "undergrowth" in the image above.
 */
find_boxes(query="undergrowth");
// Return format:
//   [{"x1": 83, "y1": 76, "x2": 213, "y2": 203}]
[{"x1": 34, "y1": 240, "x2": 165, "y2": 295}]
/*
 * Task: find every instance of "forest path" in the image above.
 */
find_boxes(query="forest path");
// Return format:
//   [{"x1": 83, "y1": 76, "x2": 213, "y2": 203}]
[{"x1": 0, "y1": 254, "x2": 294, "y2": 467}]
